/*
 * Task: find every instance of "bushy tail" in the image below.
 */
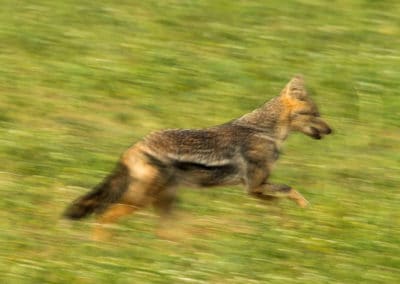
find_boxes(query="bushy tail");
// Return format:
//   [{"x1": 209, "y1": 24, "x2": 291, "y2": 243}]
[{"x1": 63, "y1": 162, "x2": 130, "y2": 220}]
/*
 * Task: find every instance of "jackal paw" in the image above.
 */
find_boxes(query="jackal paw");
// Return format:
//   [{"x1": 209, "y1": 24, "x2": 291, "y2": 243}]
[
  {"x1": 92, "y1": 224, "x2": 114, "y2": 242},
  {"x1": 297, "y1": 197, "x2": 310, "y2": 208},
  {"x1": 289, "y1": 189, "x2": 310, "y2": 208}
]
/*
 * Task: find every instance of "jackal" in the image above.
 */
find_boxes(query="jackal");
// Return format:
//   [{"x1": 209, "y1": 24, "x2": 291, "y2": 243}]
[{"x1": 64, "y1": 76, "x2": 332, "y2": 240}]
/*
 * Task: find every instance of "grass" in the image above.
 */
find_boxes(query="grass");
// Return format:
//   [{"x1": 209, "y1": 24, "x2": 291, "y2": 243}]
[{"x1": 0, "y1": 0, "x2": 399, "y2": 283}]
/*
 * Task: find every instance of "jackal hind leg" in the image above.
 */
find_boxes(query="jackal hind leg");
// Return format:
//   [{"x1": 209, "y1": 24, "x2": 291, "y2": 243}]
[
  {"x1": 153, "y1": 187, "x2": 177, "y2": 219},
  {"x1": 92, "y1": 176, "x2": 156, "y2": 241},
  {"x1": 251, "y1": 183, "x2": 309, "y2": 208},
  {"x1": 153, "y1": 187, "x2": 182, "y2": 240},
  {"x1": 93, "y1": 203, "x2": 138, "y2": 241}
]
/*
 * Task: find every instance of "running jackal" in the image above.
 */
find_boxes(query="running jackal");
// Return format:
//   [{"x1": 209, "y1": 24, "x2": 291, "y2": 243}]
[{"x1": 64, "y1": 76, "x2": 332, "y2": 239}]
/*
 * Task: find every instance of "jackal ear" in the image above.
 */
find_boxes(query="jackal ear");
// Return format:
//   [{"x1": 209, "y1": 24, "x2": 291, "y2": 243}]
[{"x1": 282, "y1": 75, "x2": 307, "y2": 100}]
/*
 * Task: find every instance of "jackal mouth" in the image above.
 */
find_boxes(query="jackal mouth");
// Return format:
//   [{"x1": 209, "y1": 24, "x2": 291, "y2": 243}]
[
  {"x1": 310, "y1": 127, "x2": 322, "y2": 139},
  {"x1": 310, "y1": 126, "x2": 332, "y2": 139}
]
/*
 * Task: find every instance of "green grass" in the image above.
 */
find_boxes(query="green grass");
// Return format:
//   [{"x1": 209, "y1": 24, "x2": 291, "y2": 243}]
[{"x1": 1, "y1": 0, "x2": 399, "y2": 283}]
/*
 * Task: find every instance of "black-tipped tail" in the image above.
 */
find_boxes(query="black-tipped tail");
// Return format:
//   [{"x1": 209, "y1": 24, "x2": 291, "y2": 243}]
[{"x1": 63, "y1": 162, "x2": 130, "y2": 220}]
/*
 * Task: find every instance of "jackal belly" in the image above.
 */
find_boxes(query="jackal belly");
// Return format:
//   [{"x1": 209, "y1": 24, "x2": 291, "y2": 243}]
[{"x1": 173, "y1": 160, "x2": 241, "y2": 187}]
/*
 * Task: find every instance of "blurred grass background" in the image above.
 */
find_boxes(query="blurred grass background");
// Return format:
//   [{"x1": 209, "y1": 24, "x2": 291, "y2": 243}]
[{"x1": 0, "y1": 0, "x2": 399, "y2": 283}]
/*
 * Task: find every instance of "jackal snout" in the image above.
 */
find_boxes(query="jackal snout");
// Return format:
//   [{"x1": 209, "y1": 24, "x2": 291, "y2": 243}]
[
  {"x1": 290, "y1": 114, "x2": 332, "y2": 140},
  {"x1": 308, "y1": 117, "x2": 332, "y2": 139}
]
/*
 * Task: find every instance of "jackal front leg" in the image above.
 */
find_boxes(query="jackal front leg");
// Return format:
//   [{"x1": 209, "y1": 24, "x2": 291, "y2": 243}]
[{"x1": 250, "y1": 183, "x2": 309, "y2": 208}]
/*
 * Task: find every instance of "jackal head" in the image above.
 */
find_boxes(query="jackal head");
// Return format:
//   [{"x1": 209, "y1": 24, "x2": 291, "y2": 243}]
[{"x1": 281, "y1": 76, "x2": 332, "y2": 139}]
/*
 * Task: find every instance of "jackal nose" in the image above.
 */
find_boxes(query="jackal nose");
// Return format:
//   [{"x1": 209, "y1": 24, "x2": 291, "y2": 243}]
[{"x1": 326, "y1": 127, "x2": 332, "y2": 135}]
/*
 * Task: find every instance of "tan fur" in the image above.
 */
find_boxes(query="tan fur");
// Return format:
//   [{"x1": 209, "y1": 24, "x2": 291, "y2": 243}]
[{"x1": 93, "y1": 204, "x2": 137, "y2": 241}]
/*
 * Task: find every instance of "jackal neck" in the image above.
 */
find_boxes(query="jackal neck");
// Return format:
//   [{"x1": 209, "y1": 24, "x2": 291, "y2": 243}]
[{"x1": 233, "y1": 97, "x2": 290, "y2": 143}]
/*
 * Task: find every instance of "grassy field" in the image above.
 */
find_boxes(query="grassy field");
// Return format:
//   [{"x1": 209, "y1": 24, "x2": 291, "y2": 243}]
[{"x1": 1, "y1": 0, "x2": 399, "y2": 283}]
